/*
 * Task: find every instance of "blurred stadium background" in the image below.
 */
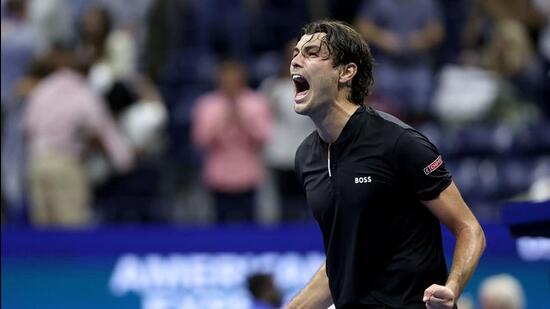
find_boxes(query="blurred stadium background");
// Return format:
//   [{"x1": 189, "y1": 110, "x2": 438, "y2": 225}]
[{"x1": 1, "y1": 0, "x2": 549, "y2": 308}]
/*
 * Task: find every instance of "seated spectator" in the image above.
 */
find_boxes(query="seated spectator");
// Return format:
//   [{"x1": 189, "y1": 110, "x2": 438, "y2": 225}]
[
  {"x1": 355, "y1": 0, "x2": 444, "y2": 122},
  {"x1": 247, "y1": 273, "x2": 282, "y2": 309},
  {"x1": 192, "y1": 60, "x2": 272, "y2": 223},
  {"x1": 481, "y1": 19, "x2": 546, "y2": 112},
  {"x1": 532, "y1": 0, "x2": 550, "y2": 117},
  {"x1": 23, "y1": 46, "x2": 134, "y2": 227},
  {"x1": 432, "y1": 19, "x2": 544, "y2": 127},
  {"x1": 478, "y1": 274, "x2": 525, "y2": 309},
  {"x1": 462, "y1": 0, "x2": 544, "y2": 53}
]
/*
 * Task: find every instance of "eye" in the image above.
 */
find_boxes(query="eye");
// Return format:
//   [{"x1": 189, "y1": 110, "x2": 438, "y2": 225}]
[{"x1": 308, "y1": 51, "x2": 319, "y2": 58}]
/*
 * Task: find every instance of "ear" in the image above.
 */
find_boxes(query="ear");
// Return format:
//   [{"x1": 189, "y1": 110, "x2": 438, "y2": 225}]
[{"x1": 339, "y1": 63, "x2": 357, "y2": 85}]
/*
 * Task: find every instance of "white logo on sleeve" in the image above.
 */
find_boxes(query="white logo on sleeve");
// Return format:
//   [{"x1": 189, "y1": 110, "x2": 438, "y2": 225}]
[{"x1": 354, "y1": 176, "x2": 372, "y2": 184}]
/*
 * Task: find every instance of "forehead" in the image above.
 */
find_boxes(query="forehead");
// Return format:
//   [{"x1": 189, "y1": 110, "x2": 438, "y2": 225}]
[{"x1": 295, "y1": 32, "x2": 327, "y2": 49}]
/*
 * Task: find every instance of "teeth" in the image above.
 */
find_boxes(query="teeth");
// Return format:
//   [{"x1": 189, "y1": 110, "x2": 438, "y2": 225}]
[{"x1": 292, "y1": 74, "x2": 303, "y2": 81}]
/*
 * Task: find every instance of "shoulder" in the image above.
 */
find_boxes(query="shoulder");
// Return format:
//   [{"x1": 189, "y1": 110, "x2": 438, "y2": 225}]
[
  {"x1": 392, "y1": 126, "x2": 442, "y2": 164},
  {"x1": 393, "y1": 126, "x2": 435, "y2": 154},
  {"x1": 363, "y1": 107, "x2": 415, "y2": 145},
  {"x1": 366, "y1": 107, "x2": 412, "y2": 131},
  {"x1": 361, "y1": 108, "x2": 439, "y2": 159}
]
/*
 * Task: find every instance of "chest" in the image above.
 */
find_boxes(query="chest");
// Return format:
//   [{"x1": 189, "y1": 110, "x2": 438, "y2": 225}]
[{"x1": 302, "y1": 143, "x2": 398, "y2": 222}]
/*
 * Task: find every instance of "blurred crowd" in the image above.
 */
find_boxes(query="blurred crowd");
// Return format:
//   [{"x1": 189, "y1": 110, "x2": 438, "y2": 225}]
[{"x1": 1, "y1": 0, "x2": 549, "y2": 227}]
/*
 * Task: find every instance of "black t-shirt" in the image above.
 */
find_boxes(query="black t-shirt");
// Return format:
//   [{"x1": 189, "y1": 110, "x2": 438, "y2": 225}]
[{"x1": 295, "y1": 106, "x2": 452, "y2": 308}]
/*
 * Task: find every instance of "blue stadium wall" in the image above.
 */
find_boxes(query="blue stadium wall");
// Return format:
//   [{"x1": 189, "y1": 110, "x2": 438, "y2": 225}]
[{"x1": 2, "y1": 220, "x2": 549, "y2": 308}]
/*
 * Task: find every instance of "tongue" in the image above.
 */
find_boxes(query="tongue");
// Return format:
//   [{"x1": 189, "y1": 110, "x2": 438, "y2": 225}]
[{"x1": 295, "y1": 90, "x2": 309, "y2": 102}]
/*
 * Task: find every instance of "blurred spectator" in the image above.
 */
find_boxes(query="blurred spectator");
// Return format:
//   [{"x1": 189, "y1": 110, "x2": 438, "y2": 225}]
[
  {"x1": 247, "y1": 273, "x2": 282, "y2": 309},
  {"x1": 23, "y1": 46, "x2": 134, "y2": 227},
  {"x1": 355, "y1": 0, "x2": 444, "y2": 121},
  {"x1": 482, "y1": 19, "x2": 538, "y2": 78},
  {"x1": 532, "y1": 0, "x2": 550, "y2": 118},
  {"x1": 462, "y1": 0, "x2": 544, "y2": 52},
  {"x1": 478, "y1": 274, "x2": 525, "y2": 309},
  {"x1": 533, "y1": 0, "x2": 550, "y2": 61},
  {"x1": 93, "y1": 76, "x2": 168, "y2": 223},
  {"x1": 260, "y1": 40, "x2": 314, "y2": 221},
  {"x1": 457, "y1": 294, "x2": 474, "y2": 309},
  {"x1": 432, "y1": 18, "x2": 544, "y2": 127},
  {"x1": 481, "y1": 19, "x2": 546, "y2": 110},
  {"x1": 431, "y1": 64, "x2": 498, "y2": 126},
  {"x1": 1, "y1": 52, "x2": 52, "y2": 223},
  {"x1": 1, "y1": 0, "x2": 46, "y2": 106},
  {"x1": 192, "y1": 60, "x2": 272, "y2": 223},
  {"x1": 526, "y1": 177, "x2": 550, "y2": 202},
  {"x1": 76, "y1": 5, "x2": 137, "y2": 95},
  {"x1": 1, "y1": 0, "x2": 46, "y2": 219},
  {"x1": 118, "y1": 77, "x2": 167, "y2": 157},
  {"x1": 27, "y1": 0, "x2": 74, "y2": 48}
]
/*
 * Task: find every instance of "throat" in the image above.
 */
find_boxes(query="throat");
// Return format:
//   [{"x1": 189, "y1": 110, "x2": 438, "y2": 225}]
[{"x1": 312, "y1": 102, "x2": 360, "y2": 143}]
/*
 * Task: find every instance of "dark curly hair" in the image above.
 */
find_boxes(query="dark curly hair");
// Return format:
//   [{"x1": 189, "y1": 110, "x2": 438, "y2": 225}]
[{"x1": 298, "y1": 20, "x2": 374, "y2": 105}]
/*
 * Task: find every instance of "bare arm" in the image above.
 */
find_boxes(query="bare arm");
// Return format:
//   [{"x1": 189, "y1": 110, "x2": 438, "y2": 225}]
[
  {"x1": 422, "y1": 181, "x2": 486, "y2": 308},
  {"x1": 287, "y1": 262, "x2": 333, "y2": 309},
  {"x1": 408, "y1": 21, "x2": 444, "y2": 52},
  {"x1": 355, "y1": 19, "x2": 401, "y2": 54}
]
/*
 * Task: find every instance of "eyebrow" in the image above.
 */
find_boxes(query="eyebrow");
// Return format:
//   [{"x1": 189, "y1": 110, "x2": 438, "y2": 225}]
[{"x1": 293, "y1": 43, "x2": 321, "y2": 55}]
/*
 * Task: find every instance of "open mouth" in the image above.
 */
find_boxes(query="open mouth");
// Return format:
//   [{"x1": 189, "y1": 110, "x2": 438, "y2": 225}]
[{"x1": 292, "y1": 74, "x2": 310, "y2": 102}]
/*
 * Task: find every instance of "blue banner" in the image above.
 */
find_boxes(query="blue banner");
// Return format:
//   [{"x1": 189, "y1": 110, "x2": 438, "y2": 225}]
[{"x1": 2, "y1": 223, "x2": 549, "y2": 309}]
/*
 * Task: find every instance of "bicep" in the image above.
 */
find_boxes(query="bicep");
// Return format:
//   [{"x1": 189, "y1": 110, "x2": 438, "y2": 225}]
[{"x1": 422, "y1": 181, "x2": 478, "y2": 235}]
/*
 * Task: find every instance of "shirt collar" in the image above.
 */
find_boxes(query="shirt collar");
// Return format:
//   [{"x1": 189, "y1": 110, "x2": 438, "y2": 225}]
[{"x1": 331, "y1": 105, "x2": 366, "y2": 144}]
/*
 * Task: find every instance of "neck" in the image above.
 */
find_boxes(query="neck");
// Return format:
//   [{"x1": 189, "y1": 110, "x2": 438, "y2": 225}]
[{"x1": 310, "y1": 97, "x2": 360, "y2": 144}]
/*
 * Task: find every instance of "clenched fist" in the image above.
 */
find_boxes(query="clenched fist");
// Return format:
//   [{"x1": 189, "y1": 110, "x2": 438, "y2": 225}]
[{"x1": 423, "y1": 284, "x2": 456, "y2": 309}]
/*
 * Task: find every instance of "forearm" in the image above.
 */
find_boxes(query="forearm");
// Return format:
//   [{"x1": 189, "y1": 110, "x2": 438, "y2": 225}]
[
  {"x1": 287, "y1": 262, "x2": 332, "y2": 309},
  {"x1": 356, "y1": 20, "x2": 388, "y2": 47},
  {"x1": 446, "y1": 223, "x2": 486, "y2": 297},
  {"x1": 410, "y1": 23, "x2": 444, "y2": 51}
]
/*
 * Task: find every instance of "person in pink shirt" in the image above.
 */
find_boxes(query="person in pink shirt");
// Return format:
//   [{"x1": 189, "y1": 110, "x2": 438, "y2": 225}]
[
  {"x1": 23, "y1": 47, "x2": 134, "y2": 227},
  {"x1": 192, "y1": 60, "x2": 272, "y2": 223}
]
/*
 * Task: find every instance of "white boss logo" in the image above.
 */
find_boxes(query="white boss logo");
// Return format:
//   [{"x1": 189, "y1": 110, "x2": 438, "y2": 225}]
[{"x1": 354, "y1": 176, "x2": 372, "y2": 184}]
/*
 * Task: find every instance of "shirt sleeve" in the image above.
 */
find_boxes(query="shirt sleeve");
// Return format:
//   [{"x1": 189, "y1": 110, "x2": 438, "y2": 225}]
[
  {"x1": 84, "y1": 93, "x2": 135, "y2": 172},
  {"x1": 394, "y1": 129, "x2": 451, "y2": 201}
]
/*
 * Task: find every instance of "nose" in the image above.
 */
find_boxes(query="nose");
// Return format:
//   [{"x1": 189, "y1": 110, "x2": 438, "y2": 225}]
[{"x1": 290, "y1": 52, "x2": 304, "y2": 69}]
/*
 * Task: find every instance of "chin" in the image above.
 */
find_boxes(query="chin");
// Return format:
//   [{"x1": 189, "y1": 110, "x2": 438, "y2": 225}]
[{"x1": 294, "y1": 102, "x2": 310, "y2": 115}]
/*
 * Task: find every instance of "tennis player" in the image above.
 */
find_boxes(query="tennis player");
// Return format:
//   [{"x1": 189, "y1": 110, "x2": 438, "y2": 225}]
[{"x1": 288, "y1": 20, "x2": 485, "y2": 309}]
